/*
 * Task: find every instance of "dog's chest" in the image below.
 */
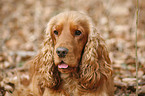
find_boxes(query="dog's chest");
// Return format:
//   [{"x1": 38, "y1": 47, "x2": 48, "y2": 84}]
[{"x1": 60, "y1": 73, "x2": 78, "y2": 96}]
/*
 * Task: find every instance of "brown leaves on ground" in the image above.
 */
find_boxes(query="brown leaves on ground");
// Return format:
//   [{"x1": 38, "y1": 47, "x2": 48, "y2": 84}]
[{"x1": 0, "y1": 0, "x2": 145, "y2": 96}]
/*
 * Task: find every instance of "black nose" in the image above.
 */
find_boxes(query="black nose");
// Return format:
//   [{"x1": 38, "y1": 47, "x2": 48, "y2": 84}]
[{"x1": 56, "y1": 47, "x2": 69, "y2": 58}]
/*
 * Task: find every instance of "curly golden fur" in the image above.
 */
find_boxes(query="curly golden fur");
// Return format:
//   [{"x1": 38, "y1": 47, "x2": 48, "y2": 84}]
[{"x1": 13, "y1": 11, "x2": 114, "y2": 96}]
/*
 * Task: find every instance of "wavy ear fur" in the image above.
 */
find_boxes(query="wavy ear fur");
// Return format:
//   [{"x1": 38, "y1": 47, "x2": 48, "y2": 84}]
[
  {"x1": 30, "y1": 20, "x2": 60, "y2": 91},
  {"x1": 79, "y1": 28, "x2": 112, "y2": 90}
]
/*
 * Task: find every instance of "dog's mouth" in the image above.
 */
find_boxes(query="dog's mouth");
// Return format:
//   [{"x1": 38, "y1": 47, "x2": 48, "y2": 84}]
[
  {"x1": 57, "y1": 61, "x2": 77, "y2": 73},
  {"x1": 58, "y1": 61, "x2": 69, "y2": 69}
]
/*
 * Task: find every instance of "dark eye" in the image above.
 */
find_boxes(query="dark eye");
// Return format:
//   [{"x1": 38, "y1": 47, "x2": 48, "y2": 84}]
[
  {"x1": 54, "y1": 30, "x2": 58, "y2": 35},
  {"x1": 75, "y1": 30, "x2": 82, "y2": 36}
]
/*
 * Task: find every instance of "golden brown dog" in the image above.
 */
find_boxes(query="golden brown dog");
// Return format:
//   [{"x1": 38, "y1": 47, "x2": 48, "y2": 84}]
[{"x1": 13, "y1": 11, "x2": 114, "y2": 96}]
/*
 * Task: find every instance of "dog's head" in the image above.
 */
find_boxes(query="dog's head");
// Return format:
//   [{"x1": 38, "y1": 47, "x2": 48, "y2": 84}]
[
  {"x1": 36, "y1": 11, "x2": 112, "y2": 89},
  {"x1": 46, "y1": 11, "x2": 92, "y2": 73}
]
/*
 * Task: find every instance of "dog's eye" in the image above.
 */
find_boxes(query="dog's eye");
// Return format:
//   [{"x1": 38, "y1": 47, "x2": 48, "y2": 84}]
[
  {"x1": 54, "y1": 30, "x2": 58, "y2": 35},
  {"x1": 75, "y1": 30, "x2": 82, "y2": 36}
]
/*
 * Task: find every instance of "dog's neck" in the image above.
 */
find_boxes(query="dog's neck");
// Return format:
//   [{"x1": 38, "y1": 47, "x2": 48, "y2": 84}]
[
  {"x1": 60, "y1": 72, "x2": 78, "y2": 94},
  {"x1": 59, "y1": 67, "x2": 79, "y2": 80},
  {"x1": 60, "y1": 72, "x2": 78, "y2": 80},
  {"x1": 60, "y1": 73, "x2": 70, "y2": 79}
]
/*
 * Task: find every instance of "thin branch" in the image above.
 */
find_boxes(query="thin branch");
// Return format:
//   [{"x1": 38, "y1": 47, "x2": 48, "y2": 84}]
[{"x1": 135, "y1": 0, "x2": 139, "y2": 95}]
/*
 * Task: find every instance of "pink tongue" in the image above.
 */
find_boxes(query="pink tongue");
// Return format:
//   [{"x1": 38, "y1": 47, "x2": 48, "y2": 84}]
[{"x1": 58, "y1": 64, "x2": 68, "y2": 68}]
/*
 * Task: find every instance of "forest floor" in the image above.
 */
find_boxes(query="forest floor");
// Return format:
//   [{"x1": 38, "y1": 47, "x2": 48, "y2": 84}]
[{"x1": 0, "y1": 0, "x2": 145, "y2": 96}]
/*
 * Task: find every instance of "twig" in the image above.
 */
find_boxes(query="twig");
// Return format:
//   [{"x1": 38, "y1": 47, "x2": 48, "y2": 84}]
[
  {"x1": 8, "y1": 51, "x2": 36, "y2": 57},
  {"x1": 135, "y1": 0, "x2": 139, "y2": 95}
]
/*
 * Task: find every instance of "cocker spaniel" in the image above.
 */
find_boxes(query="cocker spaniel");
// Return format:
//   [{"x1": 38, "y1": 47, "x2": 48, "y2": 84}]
[{"x1": 13, "y1": 11, "x2": 114, "y2": 96}]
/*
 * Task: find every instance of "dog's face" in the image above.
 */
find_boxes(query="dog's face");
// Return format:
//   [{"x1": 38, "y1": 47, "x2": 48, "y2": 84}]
[{"x1": 50, "y1": 12, "x2": 90, "y2": 73}]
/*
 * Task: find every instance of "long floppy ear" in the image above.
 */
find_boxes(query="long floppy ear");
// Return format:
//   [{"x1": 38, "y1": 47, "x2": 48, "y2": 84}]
[
  {"x1": 79, "y1": 28, "x2": 112, "y2": 90},
  {"x1": 30, "y1": 19, "x2": 60, "y2": 90}
]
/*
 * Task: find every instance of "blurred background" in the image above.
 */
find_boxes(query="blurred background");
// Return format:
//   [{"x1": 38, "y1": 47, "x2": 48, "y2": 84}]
[{"x1": 0, "y1": 0, "x2": 145, "y2": 95}]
